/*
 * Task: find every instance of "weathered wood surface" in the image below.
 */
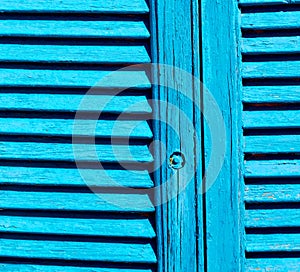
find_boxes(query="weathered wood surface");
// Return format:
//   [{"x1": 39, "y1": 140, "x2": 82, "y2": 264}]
[
  {"x1": 245, "y1": 184, "x2": 300, "y2": 203},
  {"x1": 0, "y1": 238, "x2": 157, "y2": 263},
  {"x1": 0, "y1": 20, "x2": 150, "y2": 39},
  {"x1": 0, "y1": 167, "x2": 154, "y2": 188},
  {"x1": 245, "y1": 209, "x2": 300, "y2": 227},
  {"x1": 242, "y1": 11, "x2": 300, "y2": 30},
  {"x1": 0, "y1": 69, "x2": 151, "y2": 88},
  {"x1": 0, "y1": 0, "x2": 149, "y2": 14},
  {"x1": 0, "y1": 45, "x2": 150, "y2": 64},
  {"x1": 0, "y1": 215, "x2": 156, "y2": 238},
  {"x1": 0, "y1": 191, "x2": 154, "y2": 212},
  {"x1": 243, "y1": 86, "x2": 300, "y2": 103},
  {"x1": 0, "y1": 94, "x2": 152, "y2": 113}
]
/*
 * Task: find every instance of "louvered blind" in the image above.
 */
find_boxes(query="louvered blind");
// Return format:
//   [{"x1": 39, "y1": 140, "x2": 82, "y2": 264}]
[
  {"x1": 0, "y1": 0, "x2": 157, "y2": 271},
  {"x1": 240, "y1": 1, "x2": 300, "y2": 271}
]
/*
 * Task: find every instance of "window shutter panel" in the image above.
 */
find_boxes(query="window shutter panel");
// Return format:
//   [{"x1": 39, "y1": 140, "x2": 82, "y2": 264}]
[
  {"x1": 0, "y1": 1, "x2": 157, "y2": 271},
  {"x1": 240, "y1": 2, "x2": 300, "y2": 271}
]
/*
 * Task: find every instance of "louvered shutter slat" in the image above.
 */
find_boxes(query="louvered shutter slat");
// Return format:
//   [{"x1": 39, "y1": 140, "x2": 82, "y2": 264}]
[
  {"x1": 0, "y1": 20, "x2": 150, "y2": 39},
  {"x1": 239, "y1": 0, "x2": 290, "y2": 6},
  {"x1": 0, "y1": 94, "x2": 152, "y2": 113},
  {"x1": 0, "y1": 239, "x2": 157, "y2": 263},
  {"x1": 0, "y1": 265, "x2": 153, "y2": 272},
  {"x1": 0, "y1": 167, "x2": 154, "y2": 188},
  {"x1": 246, "y1": 259, "x2": 300, "y2": 272},
  {"x1": 0, "y1": 191, "x2": 154, "y2": 212},
  {"x1": 0, "y1": 45, "x2": 150, "y2": 64},
  {"x1": 243, "y1": 111, "x2": 300, "y2": 129},
  {"x1": 0, "y1": 119, "x2": 153, "y2": 138},
  {"x1": 0, "y1": 70, "x2": 151, "y2": 88},
  {"x1": 242, "y1": 11, "x2": 300, "y2": 30},
  {"x1": 0, "y1": 216, "x2": 156, "y2": 238},
  {"x1": 0, "y1": 0, "x2": 149, "y2": 14},
  {"x1": 0, "y1": 142, "x2": 153, "y2": 163},
  {"x1": 245, "y1": 209, "x2": 300, "y2": 228},
  {"x1": 245, "y1": 160, "x2": 300, "y2": 177},
  {"x1": 242, "y1": 37, "x2": 300, "y2": 54},
  {"x1": 245, "y1": 185, "x2": 300, "y2": 203},
  {"x1": 243, "y1": 86, "x2": 300, "y2": 103}
]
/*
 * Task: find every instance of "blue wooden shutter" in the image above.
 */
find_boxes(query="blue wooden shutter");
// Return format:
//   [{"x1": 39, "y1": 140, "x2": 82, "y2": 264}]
[
  {"x1": 0, "y1": 0, "x2": 157, "y2": 271},
  {"x1": 240, "y1": 1, "x2": 300, "y2": 271}
]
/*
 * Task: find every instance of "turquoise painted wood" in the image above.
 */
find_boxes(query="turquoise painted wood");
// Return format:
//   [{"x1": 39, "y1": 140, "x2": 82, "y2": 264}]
[
  {"x1": 202, "y1": 0, "x2": 242, "y2": 271},
  {"x1": 0, "y1": 20, "x2": 150, "y2": 39},
  {"x1": 0, "y1": 94, "x2": 152, "y2": 113},
  {"x1": 241, "y1": 3, "x2": 300, "y2": 271},
  {"x1": 153, "y1": 0, "x2": 203, "y2": 271},
  {"x1": 0, "y1": 167, "x2": 154, "y2": 188},
  {"x1": 0, "y1": 0, "x2": 149, "y2": 14},
  {"x1": 0, "y1": 265, "x2": 152, "y2": 272},
  {"x1": 0, "y1": 0, "x2": 157, "y2": 271}
]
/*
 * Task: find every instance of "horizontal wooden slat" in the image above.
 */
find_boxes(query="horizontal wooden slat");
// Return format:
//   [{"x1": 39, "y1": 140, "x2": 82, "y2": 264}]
[
  {"x1": 245, "y1": 184, "x2": 300, "y2": 203},
  {"x1": 242, "y1": 11, "x2": 300, "y2": 30},
  {"x1": 0, "y1": 191, "x2": 154, "y2": 212},
  {"x1": 0, "y1": 142, "x2": 153, "y2": 163},
  {"x1": 0, "y1": 94, "x2": 152, "y2": 114},
  {"x1": 246, "y1": 258, "x2": 300, "y2": 272},
  {"x1": 243, "y1": 111, "x2": 300, "y2": 129},
  {"x1": 0, "y1": 45, "x2": 150, "y2": 64},
  {"x1": 0, "y1": 0, "x2": 149, "y2": 14},
  {"x1": 239, "y1": 0, "x2": 289, "y2": 6},
  {"x1": 0, "y1": 119, "x2": 153, "y2": 139},
  {"x1": 245, "y1": 209, "x2": 300, "y2": 228},
  {"x1": 243, "y1": 86, "x2": 300, "y2": 103},
  {"x1": 245, "y1": 160, "x2": 300, "y2": 177},
  {"x1": 243, "y1": 61, "x2": 300, "y2": 79},
  {"x1": 244, "y1": 135, "x2": 300, "y2": 154},
  {"x1": 0, "y1": 265, "x2": 152, "y2": 272},
  {"x1": 0, "y1": 215, "x2": 155, "y2": 238},
  {"x1": 0, "y1": 239, "x2": 156, "y2": 263},
  {"x1": 242, "y1": 36, "x2": 300, "y2": 55},
  {"x1": 0, "y1": 69, "x2": 151, "y2": 88},
  {"x1": 246, "y1": 234, "x2": 300, "y2": 252},
  {"x1": 0, "y1": 20, "x2": 150, "y2": 39},
  {"x1": 0, "y1": 167, "x2": 154, "y2": 188}
]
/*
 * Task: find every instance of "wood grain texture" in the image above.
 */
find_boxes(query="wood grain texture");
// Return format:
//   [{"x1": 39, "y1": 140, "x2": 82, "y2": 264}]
[
  {"x1": 242, "y1": 36, "x2": 300, "y2": 55},
  {"x1": 242, "y1": 11, "x2": 300, "y2": 30},
  {"x1": 244, "y1": 135, "x2": 300, "y2": 154},
  {"x1": 0, "y1": 45, "x2": 150, "y2": 64},
  {"x1": 0, "y1": 238, "x2": 157, "y2": 263},
  {"x1": 246, "y1": 234, "x2": 300, "y2": 252},
  {"x1": 0, "y1": 69, "x2": 151, "y2": 88},
  {"x1": 0, "y1": 265, "x2": 152, "y2": 272},
  {"x1": 243, "y1": 86, "x2": 300, "y2": 103},
  {"x1": 245, "y1": 160, "x2": 300, "y2": 177},
  {"x1": 245, "y1": 209, "x2": 300, "y2": 227},
  {"x1": 154, "y1": 0, "x2": 203, "y2": 271},
  {"x1": 243, "y1": 111, "x2": 300, "y2": 129},
  {"x1": 0, "y1": 119, "x2": 153, "y2": 139},
  {"x1": 0, "y1": 0, "x2": 149, "y2": 14},
  {"x1": 202, "y1": 0, "x2": 242, "y2": 271},
  {"x1": 0, "y1": 215, "x2": 156, "y2": 238},
  {"x1": 0, "y1": 167, "x2": 154, "y2": 188},
  {"x1": 0, "y1": 94, "x2": 152, "y2": 113},
  {"x1": 239, "y1": 0, "x2": 289, "y2": 6},
  {"x1": 0, "y1": 142, "x2": 153, "y2": 163},
  {"x1": 0, "y1": 191, "x2": 154, "y2": 212},
  {"x1": 245, "y1": 184, "x2": 300, "y2": 203},
  {"x1": 0, "y1": 20, "x2": 150, "y2": 39},
  {"x1": 246, "y1": 258, "x2": 300, "y2": 272},
  {"x1": 243, "y1": 61, "x2": 300, "y2": 79}
]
